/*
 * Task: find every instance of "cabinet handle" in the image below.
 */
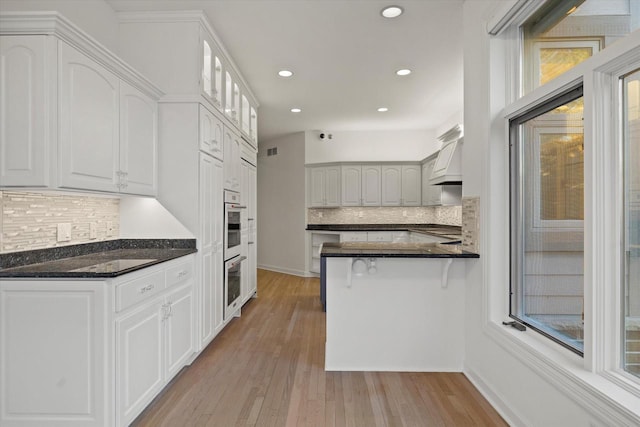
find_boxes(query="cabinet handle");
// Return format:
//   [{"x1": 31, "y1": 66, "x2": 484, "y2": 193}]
[
  {"x1": 139, "y1": 284, "x2": 155, "y2": 294},
  {"x1": 248, "y1": 241, "x2": 254, "y2": 245},
  {"x1": 177, "y1": 270, "x2": 188, "y2": 278}
]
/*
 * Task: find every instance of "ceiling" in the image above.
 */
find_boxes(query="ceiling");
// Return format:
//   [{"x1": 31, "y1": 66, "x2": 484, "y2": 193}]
[{"x1": 106, "y1": 0, "x2": 464, "y2": 143}]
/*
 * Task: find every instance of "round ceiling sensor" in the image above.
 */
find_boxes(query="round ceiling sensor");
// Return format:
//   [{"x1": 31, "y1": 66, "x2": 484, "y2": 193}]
[{"x1": 381, "y1": 6, "x2": 403, "y2": 18}]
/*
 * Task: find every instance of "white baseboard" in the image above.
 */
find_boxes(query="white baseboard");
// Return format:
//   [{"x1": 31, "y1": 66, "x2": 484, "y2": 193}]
[
  {"x1": 464, "y1": 365, "x2": 525, "y2": 427},
  {"x1": 257, "y1": 264, "x2": 313, "y2": 278}
]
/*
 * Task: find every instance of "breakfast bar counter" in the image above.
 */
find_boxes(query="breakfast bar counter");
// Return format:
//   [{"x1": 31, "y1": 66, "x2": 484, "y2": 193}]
[{"x1": 321, "y1": 242, "x2": 478, "y2": 372}]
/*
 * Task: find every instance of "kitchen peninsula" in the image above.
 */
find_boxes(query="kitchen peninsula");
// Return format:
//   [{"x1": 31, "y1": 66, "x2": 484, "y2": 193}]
[{"x1": 321, "y1": 238, "x2": 478, "y2": 372}]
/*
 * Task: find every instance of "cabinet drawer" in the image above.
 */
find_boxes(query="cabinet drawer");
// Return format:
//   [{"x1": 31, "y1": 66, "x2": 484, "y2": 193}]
[
  {"x1": 341, "y1": 232, "x2": 368, "y2": 242},
  {"x1": 115, "y1": 270, "x2": 165, "y2": 312},
  {"x1": 367, "y1": 232, "x2": 394, "y2": 242},
  {"x1": 166, "y1": 261, "x2": 194, "y2": 289}
]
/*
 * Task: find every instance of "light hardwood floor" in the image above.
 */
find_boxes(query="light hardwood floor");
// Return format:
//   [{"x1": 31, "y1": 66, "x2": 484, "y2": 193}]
[{"x1": 132, "y1": 269, "x2": 507, "y2": 427}]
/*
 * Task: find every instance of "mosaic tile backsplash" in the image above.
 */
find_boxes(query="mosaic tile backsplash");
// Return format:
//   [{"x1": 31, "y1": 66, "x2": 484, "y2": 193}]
[
  {"x1": 307, "y1": 206, "x2": 462, "y2": 226},
  {"x1": 1, "y1": 191, "x2": 120, "y2": 254}
]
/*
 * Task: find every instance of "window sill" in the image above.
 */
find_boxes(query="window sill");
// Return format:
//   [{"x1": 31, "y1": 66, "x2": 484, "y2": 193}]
[{"x1": 484, "y1": 320, "x2": 640, "y2": 425}]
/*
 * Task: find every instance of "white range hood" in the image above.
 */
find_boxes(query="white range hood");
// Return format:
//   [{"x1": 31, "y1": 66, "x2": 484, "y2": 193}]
[{"x1": 429, "y1": 124, "x2": 463, "y2": 185}]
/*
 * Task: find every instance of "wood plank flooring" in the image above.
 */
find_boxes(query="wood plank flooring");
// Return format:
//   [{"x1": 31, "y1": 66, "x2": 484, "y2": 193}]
[{"x1": 132, "y1": 269, "x2": 507, "y2": 427}]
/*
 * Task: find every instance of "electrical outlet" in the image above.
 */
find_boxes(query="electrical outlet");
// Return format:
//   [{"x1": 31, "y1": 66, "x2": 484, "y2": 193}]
[
  {"x1": 358, "y1": 211, "x2": 364, "y2": 218},
  {"x1": 402, "y1": 210, "x2": 408, "y2": 217},
  {"x1": 89, "y1": 222, "x2": 97, "y2": 239},
  {"x1": 57, "y1": 223, "x2": 71, "y2": 242},
  {"x1": 106, "y1": 221, "x2": 114, "y2": 237},
  {"x1": 318, "y1": 211, "x2": 323, "y2": 218}
]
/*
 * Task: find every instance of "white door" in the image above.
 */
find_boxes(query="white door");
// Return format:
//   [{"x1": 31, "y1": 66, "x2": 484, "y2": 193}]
[
  {"x1": 341, "y1": 165, "x2": 361, "y2": 206},
  {"x1": 324, "y1": 166, "x2": 341, "y2": 207},
  {"x1": 58, "y1": 40, "x2": 120, "y2": 192},
  {"x1": 381, "y1": 165, "x2": 402, "y2": 206},
  {"x1": 0, "y1": 36, "x2": 50, "y2": 187},
  {"x1": 164, "y1": 285, "x2": 195, "y2": 379},
  {"x1": 401, "y1": 165, "x2": 421, "y2": 206},
  {"x1": 115, "y1": 301, "x2": 164, "y2": 427},
  {"x1": 119, "y1": 81, "x2": 157, "y2": 196},
  {"x1": 361, "y1": 165, "x2": 381, "y2": 206}
]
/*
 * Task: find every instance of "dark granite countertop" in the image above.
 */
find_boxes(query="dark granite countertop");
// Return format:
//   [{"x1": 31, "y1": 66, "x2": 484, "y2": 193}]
[
  {"x1": 0, "y1": 239, "x2": 197, "y2": 278},
  {"x1": 320, "y1": 242, "x2": 478, "y2": 258},
  {"x1": 306, "y1": 223, "x2": 462, "y2": 240}
]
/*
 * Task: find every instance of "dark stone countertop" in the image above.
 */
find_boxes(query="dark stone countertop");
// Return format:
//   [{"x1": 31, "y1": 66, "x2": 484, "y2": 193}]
[
  {"x1": 306, "y1": 223, "x2": 462, "y2": 240},
  {"x1": 0, "y1": 239, "x2": 197, "y2": 278},
  {"x1": 320, "y1": 242, "x2": 478, "y2": 258}
]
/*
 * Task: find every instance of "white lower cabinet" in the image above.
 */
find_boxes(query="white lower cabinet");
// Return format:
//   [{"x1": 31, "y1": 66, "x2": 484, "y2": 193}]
[
  {"x1": 0, "y1": 255, "x2": 195, "y2": 427},
  {"x1": 116, "y1": 299, "x2": 164, "y2": 427}
]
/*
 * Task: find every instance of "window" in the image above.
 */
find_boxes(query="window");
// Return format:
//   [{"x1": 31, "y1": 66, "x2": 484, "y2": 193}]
[
  {"x1": 623, "y1": 68, "x2": 640, "y2": 378},
  {"x1": 510, "y1": 86, "x2": 585, "y2": 354},
  {"x1": 522, "y1": 0, "x2": 638, "y2": 94}
]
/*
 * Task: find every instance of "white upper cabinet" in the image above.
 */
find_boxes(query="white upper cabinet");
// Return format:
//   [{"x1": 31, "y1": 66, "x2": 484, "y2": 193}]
[
  {"x1": 361, "y1": 165, "x2": 381, "y2": 206},
  {"x1": 381, "y1": 164, "x2": 421, "y2": 206},
  {"x1": 201, "y1": 37, "x2": 223, "y2": 111},
  {"x1": 223, "y1": 126, "x2": 241, "y2": 192},
  {"x1": 58, "y1": 41, "x2": 158, "y2": 196},
  {"x1": 308, "y1": 166, "x2": 340, "y2": 207},
  {"x1": 341, "y1": 165, "x2": 362, "y2": 206},
  {"x1": 0, "y1": 36, "x2": 51, "y2": 187},
  {"x1": 381, "y1": 165, "x2": 402, "y2": 205},
  {"x1": 58, "y1": 40, "x2": 120, "y2": 192},
  {"x1": 401, "y1": 165, "x2": 421, "y2": 206},
  {"x1": 340, "y1": 165, "x2": 381, "y2": 206},
  {"x1": 0, "y1": 16, "x2": 163, "y2": 195},
  {"x1": 199, "y1": 104, "x2": 223, "y2": 160},
  {"x1": 119, "y1": 81, "x2": 157, "y2": 195}
]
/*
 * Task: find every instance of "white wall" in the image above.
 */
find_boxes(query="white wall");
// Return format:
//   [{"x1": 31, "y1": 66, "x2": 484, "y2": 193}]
[
  {"x1": 1, "y1": 0, "x2": 120, "y2": 53},
  {"x1": 257, "y1": 132, "x2": 307, "y2": 276},
  {"x1": 461, "y1": 1, "x2": 636, "y2": 426},
  {"x1": 305, "y1": 129, "x2": 437, "y2": 164}
]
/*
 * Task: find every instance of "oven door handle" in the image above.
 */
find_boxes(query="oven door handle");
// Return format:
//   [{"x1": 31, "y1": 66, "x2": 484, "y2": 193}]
[{"x1": 231, "y1": 205, "x2": 247, "y2": 209}]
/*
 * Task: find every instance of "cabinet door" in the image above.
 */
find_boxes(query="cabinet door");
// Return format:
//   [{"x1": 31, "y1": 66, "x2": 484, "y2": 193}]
[
  {"x1": 199, "y1": 105, "x2": 223, "y2": 160},
  {"x1": 0, "y1": 282, "x2": 106, "y2": 427},
  {"x1": 201, "y1": 34, "x2": 223, "y2": 110},
  {"x1": 0, "y1": 36, "x2": 50, "y2": 187},
  {"x1": 223, "y1": 126, "x2": 234, "y2": 190},
  {"x1": 309, "y1": 167, "x2": 326, "y2": 207},
  {"x1": 232, "y1": 133, "x2": 242, "y2": 192},
  {"x1": 401, "y1": 165, "x2": 421, "y2": 206},
  {"x1": 59, "y1": 40, "x2": 120, "y2": 192},
  {"x1": 361, "y1": 165, "x2": 381, "y2": 206},
  {"x1": 381, "y1": 165, "x2": 402, "y2": 206},
  {"x1": 324, "y1": 166, "x2": 341, "y2": 207},
  {"x1": 120, "y1": 81, "x2": 157, "y2": 196},
  {"x1": 116, "y1": 301, "x2": 164, "y2": 427},
  {"x1": 165, "y1": 285, "x2": 195, "y2": 379},
  {"x1": 341, "y1": 165, "x2": 361, "y2": 206}
]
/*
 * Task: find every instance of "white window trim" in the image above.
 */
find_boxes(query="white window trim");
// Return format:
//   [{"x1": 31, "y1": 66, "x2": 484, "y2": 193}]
[{"x1": 481, "y1": 18, "x2": 640, "y2": 424}]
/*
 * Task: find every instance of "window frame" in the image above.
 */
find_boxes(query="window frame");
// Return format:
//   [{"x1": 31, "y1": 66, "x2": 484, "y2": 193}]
[
  {"x1": 509, "y1": 84, "x2": 585, "y2": 355},
  {"x1": 482, "y1": 1, "x2": 640, "y2": 418}
]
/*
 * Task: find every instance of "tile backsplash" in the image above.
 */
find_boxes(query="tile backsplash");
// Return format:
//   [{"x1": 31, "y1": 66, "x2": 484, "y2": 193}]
[
  {"x1": 1, "y1": 191, "x2": 120, "y2": 254},
  {"x1": 307, "y1": 206, "x2": 462, "y2": 226}
]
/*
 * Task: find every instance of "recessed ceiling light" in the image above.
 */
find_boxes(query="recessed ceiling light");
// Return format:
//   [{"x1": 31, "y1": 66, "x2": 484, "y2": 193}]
[
  {"x1": 381, "y1": 6, "x2": 403, "y2": 18},
  {"x1": 396, "y1": 69, "x2": 411, "y2": 76},
  {"x1": 377, "y1": 107, "x2": 389, "y2": 112},
  {"x1": 291, "y1": 108, "x2": 301, "y2": 113},
  {"x1": 278, "y1": 70, "x2": 293, "y2": 77}
]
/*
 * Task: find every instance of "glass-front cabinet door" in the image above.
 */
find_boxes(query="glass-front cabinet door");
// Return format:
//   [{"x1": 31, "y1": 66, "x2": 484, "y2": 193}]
[{"x1": 202, "y1": 37, "x2": 222, "y2": 110}]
